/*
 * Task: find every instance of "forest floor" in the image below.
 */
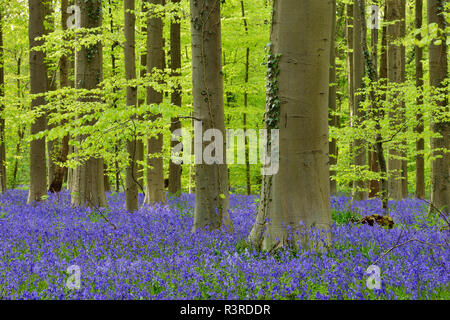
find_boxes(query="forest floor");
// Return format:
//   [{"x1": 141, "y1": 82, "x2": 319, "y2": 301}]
[{"x1": 0, "y1": 190, "x2": 448, "y2": 299}]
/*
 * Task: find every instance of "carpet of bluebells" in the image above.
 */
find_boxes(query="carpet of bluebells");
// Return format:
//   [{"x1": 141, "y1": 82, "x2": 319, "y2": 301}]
[{"x1": 0, "y1": 189, "x2": 448, "y2": 300}]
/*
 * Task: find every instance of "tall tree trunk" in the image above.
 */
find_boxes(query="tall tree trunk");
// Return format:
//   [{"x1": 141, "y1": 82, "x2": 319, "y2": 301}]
[
  {"x1": 428, "y1": 0, "x2": 449, "y2": 213},
  {"x1": 241, "y1": 0, "x2": 251, "y2": 196},
  {"x1": 71, "y1": 0, "x2": 107, "y2": 208},
  {"x1": 109, "y1": 0, "x2": 120, "y2": 193},
  {"x1": 12, "y1": 56, "x2": 25, "y2": 190},
  {"x1": 400, "y1": 2, "x2": 408, "y2": 199},
  {"x1": 144, "y1": 0, "x2": 166, "y2": 204},
  {"x1": 49, "y1": 0, "x2": 72, "y2": 193},
  {"x1": 0, "y1": 10, "x2": 6, "y2": 193},
  {"x1": 168, "y1": 0, "x2": 182, "y2": 195},
  {"x1": 124, "y1": 0, "x2": 139, "y2": 212},
  {"x1": 352, "y1": 0, "x2": 367, "y2": 201},
  {"x1": 378, "y1": 1, "x2": 389, "y2": 211},
  {"x1": 249, "y1": 0, "x2": 333, "y2": 250},
  {"x1": 28, "y1": 0, "x2": 48, "y2": 203},
  {"x1": 386, "y1": 0, "x2": 406, "y2": 201},
  {"x1": 368, "y1": 4, "x2": 380, "y2": 198},
  {"x1": 190, "y1": 0, "x2": 232, "y2": 232},
  {"x1": 346, "y1": 3, "x2": 354, "y2": 190},
  {"x1": 329, "y1": 0, "x2": 338, "y2": 195},
  {"x1": 44, "y1": 0, "x2": 57, "y2": 188},
  {"x1": 136, "y1": 0, "x2": 147, "y2": 191},
  {"x1": 414, "y1": 0, "x2": 425, "y2": 199}
]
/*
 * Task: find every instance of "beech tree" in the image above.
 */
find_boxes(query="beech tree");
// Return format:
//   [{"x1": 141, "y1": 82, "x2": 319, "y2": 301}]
[
  {"x1": 168, "y1": 0, "x2": 182, "y2": 195},
  {"x1": 0, "y1": 8, "x2": 6, "y2": 193},
  {"x1": 386, "y1": 0, "x2": 406, "y2": 201},
  {"x1": 249, "y1": 0, "x2": 333, "y2": 250},
  {"x1": 144, "y1": 0, "x2": 166, "y2": 204},
  {"x1": 414, "y1": 0, "x2": 425, "y2": 199},
  {"x1": 190, "y1": 0, "x2": 233, "y2": 232},
  {"x1": 428, "y1": 0, "x2": 449, "y2": 213},
  {"x1": 49, "y1": 0, "x2": 72, "y2": 193},
  {"x1": 124, "y1": 0, "x2": 139, "y2": 212},
  {"x1": 351, "y1": 0, "x2": 367, "y2": 201},
  {"x1": 71, "y1": 0, "x2": 107, "y2": 208},
  {"x1": 27, "y1": 0, "x2": 48, "y2": 203}
]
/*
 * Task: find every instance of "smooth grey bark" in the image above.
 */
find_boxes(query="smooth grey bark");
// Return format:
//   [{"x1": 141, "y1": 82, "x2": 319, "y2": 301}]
[
  {"x1": 368, "y1": 4, "x2": 380, "y2": 198},
  {"x1": 124, "y1": 0, "x2": 139, "y2": 212},
  {"x1": 168, "y1": 0, "x2": 182, "y2": 195},
  {"x1": 428, "y1": 0, "x2": 449, "y2": 213},
  {"x1": 414, "y1": 0, "x2": 425, "y2": 199},
  {"x1": 249, "y1": 0, "x2": 333, "y2": 251},
  {"x1": 71, "y1": 0, "x2": 107, "y2": 208},
  {"x1": 190, "y1": 0, "x2": 233, "y2": 232},
  {"x1": 351, "y1": 0, "x2": 368, "y2": 201},
  {"x1": 144, "y1": 0, "x2": 166, "y2": 204},
  {"x1": 241, "y1": 0, "x2": 251, "y2": 196},
  {"x1": 44, "y1": 0, "x2": 57, "y2": 189},
  {"x1": 0, "y1": 10, "x2": 6, "y2": 193},
  {"x1": 28, "y1": 0, "x2": 48, "y2": 203},
  {"x1": 329, "y1": 0, "x2": 338, "y2": 195},
  {"x1": 386, "y1": 0, "x2": 406, "y2": 201}
]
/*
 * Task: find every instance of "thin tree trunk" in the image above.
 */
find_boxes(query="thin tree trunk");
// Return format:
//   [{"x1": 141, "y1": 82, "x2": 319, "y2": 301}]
[
  {"x1": 124, "y1": 0, "x2": 139, "y2": 212},
  {"x1": 168, "y1": 0, "x2": 182, "y2": 195},
  {"x1": 109, "y1": 0, "x2": 120, "y2": 193},
  {"x1": 378, "y1": 1, "x2": 389, "y2": 210},
  {"x1": 414, "y1": 0, "x2": 425, "y2": 199},
  {"x1": 329, "y1": 0, "x2": 338, "y2": 195},
  {"x1": 144, "y1": 0, "x2": 166, "y2": 204},
  {"x1": 0, "y1": 10, "x2": 6, "y2": 193},
  {"x1": 71, "y1": 0, "x2": 106, "y2": 208},
  {"x1": 346, "y1": 3, "x2": 354, "y2": 191},
  {"x1": 49, "y1": 0, "x2": 72, "y2": 193},
  {"x1": 44, "y1": 1, "x2": 57, "y2": 189},
  {"x1": 27, "y1": 0, "x2": 48, "y2": 203},
  {"x1": 386, "y1": 0, "x2": 406, "y2": 201},
  {"x1": 241, "y1": 0, "x2": 251, "y2": 195},
  {"x1": 368, "y1": 6, "x2": 380, "y2": 198},
  {"x1": 12, "y1": 56, "x2": 25, "y2": 190},
  {"x1": 136, "y1": 0, "x2": 147, "y2": 191},
  {"x1": 249, "y1": 0, "x2": 333, "y2": 250},
  {"x1": 190, "y1": 0, "x2": 232, "y2": 232},
  {"x1": 352, "y1": 0, "x2": 368, "y2": 201},
  {"x1": 428, "y1": 0, "x2": 449, "y2": 214}
]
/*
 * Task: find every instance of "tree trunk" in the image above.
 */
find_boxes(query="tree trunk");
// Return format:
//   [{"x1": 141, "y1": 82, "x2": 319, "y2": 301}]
[
  {"x1": 0, "y1": 10, "x2": 6, "y2": 193},
  {"x1": 241, "y1": 0, "x2": 251, "y2": 196},
  {"x1": 368, "y1": 6, "x2": 380, "y2": 198},
  {"x1": 28, "y1": 0, "x2": 48, "y2": 203},
  {"x1": 71, "y1": 0, "x2": 107, "y2": 208},
  {"x1": 329, "y1": 0, "x2": 338, "y2": 195},
  {"x1": 386, "y1": 0, "x2": 406, "y2": 201},
  {"x1": 144, "y1": 0, "x2": 166, "y2": 204},
  {"x1": 44, "y1": 0, "x2": 57, "y2": 189},
  {"x1": 124, "y1": 0, "x2": 139, "y2": 212},
  {"x1": 414, "y1": 0, "x2": 425, "y2": 199},
  {"x1": 351, "y1": 0, "x2": 367, "y2": 201},
  {"x1": 136, "y1": 0, "x2": 147, "y2": 191},
  {"x1": 168, "y1": 0, "x2": 182, "y2": 195},
  {"x1": 190, "y1": 0, "x2": 232, "y2": 232},
  {"x1": 428, "y1": 0, "x2": 449, "y2": 213},
  {"x1": 346, "y1": 3, "x2": 354, "y2": 191},
  {"x1": 249, "y1": 0, "x2": 333, "y2": 250},
  {"x1": 49, "y1": 0, "x2": 72, "y2": 193}
]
